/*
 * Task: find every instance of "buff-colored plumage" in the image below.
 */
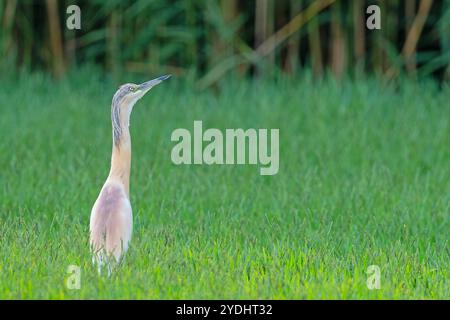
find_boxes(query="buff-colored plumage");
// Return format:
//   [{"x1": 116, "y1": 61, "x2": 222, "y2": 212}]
[
  {"x1": 89, "y1": 75, "x2": 170, "y2": 274},
  {"x1": 90, "y1": 181, "x2": 132, "y2": 264}
]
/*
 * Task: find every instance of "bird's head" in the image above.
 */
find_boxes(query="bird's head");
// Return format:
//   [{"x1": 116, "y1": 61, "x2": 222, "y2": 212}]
[
  {"x1": 112, "y1": 74, "x2": 171, "y2": 112},
  {"x1": 111, "y1": 75, "x2": 171, "y2": 144}
]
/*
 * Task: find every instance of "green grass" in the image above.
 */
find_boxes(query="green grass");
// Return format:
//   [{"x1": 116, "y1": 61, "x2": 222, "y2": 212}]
[{"x1": 0, "y1": 70, "x2": 448, "y2": 299}]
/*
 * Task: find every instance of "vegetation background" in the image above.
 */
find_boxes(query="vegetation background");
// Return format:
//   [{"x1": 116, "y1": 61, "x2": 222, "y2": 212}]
[
  {"x1": 0, "y1": 0, "x2": 448, "y2": 299},
  {"x1": 1, "y1": 0, "x2": 450, "y2": 84}
]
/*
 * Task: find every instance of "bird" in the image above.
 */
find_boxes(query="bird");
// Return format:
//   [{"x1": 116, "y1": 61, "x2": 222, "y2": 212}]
[{"x1": 89, "y1": 75, "x2": 171, "y2": 274}]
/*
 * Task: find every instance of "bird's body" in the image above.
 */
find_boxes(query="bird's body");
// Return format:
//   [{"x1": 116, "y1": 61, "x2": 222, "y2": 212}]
[
  {"x1": 89, "y1": 75, "x2": 170, "y2": 274},
  {"x1": 90, "y1": 180, "x2": 132, "y2": 267}
]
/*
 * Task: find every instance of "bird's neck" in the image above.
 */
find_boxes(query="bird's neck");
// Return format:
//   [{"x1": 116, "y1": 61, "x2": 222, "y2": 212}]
[{"x1": 109, "y1": 108, "x2": 132, "y2": 197}]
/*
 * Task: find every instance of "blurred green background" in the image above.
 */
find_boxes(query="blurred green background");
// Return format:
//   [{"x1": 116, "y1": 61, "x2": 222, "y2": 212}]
[
  {"x1": 1, "y1": 0, "x2": 449, "y2": 84},
  {"x1": 0, "y1": 0, "x2": 449, "y2": 299}
]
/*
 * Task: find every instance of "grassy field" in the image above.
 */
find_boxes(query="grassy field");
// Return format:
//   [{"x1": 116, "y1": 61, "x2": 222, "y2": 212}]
[{"x1": 0, "y1": 70, "x2": 448, "y2": 299}]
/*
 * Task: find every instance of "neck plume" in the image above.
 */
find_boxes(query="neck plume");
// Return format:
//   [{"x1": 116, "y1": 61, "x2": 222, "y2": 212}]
[{"x1": 109, "y1": 101, "x2": 132, "y2": 197}]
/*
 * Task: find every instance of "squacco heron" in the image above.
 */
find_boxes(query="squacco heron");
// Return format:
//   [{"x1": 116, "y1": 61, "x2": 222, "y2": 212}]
[{"x1": 89, "y1": 75, "x2": 171, "y2": 273}]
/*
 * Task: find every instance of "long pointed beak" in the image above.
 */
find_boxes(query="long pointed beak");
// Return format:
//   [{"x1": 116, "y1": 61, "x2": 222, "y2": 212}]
[{"x1": 138, "y1": 74, "x2": 171, "y2": 92}]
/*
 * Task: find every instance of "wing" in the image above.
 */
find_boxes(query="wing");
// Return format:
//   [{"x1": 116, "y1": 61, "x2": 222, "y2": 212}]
[{"x1": 89, "y1": 182, "x2": 133, "y2": 264}]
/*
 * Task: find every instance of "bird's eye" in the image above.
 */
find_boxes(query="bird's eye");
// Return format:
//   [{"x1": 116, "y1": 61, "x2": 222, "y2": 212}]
[{"x1": 129, "y1": 87, "x2": 136, "y2": 92}]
